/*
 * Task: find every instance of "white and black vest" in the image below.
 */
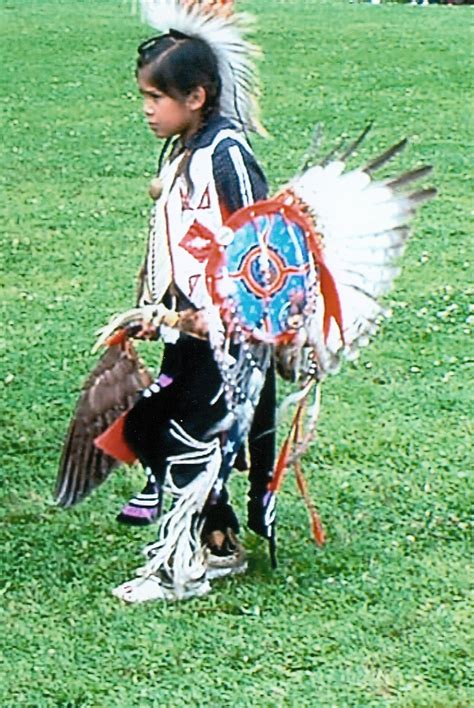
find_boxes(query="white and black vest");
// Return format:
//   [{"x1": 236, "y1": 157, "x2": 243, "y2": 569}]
[{"x1": 141, "y1": 124, "x2": 264, "y2": 310}]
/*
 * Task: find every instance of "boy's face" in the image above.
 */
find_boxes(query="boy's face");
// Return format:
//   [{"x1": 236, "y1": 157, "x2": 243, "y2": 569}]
[{"x1": 138, "y1": 69, "x2": 202, "y2": 141}]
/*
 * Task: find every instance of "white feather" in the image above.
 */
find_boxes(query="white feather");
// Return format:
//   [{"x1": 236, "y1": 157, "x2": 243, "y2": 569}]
[{"x1": 290, "y1": 151, "x2": 432, "y2": 374}]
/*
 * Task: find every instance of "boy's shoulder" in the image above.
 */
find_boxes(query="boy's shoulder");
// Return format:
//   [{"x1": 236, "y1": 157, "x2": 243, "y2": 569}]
[{"x1": 190, "y1": 115, "x2": 249, "y2": 153}]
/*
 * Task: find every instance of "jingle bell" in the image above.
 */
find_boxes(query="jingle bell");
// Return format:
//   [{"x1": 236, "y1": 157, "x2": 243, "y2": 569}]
[
  {"x1": 216, "y1": 226, "x2": 234, "y2": 246},
  {"x1": 149, "y1": 177, "x2": 163, "y2": 200}
]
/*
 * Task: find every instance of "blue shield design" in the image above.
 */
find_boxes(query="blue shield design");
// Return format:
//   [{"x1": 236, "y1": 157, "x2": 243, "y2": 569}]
[{"x1": 225, "y1": 212, "x2": 311, "y2": 340}]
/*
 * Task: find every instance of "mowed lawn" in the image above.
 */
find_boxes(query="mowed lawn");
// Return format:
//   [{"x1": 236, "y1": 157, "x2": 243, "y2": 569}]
[{"x1": 1, "y1": 1, "x2": 472, "y2": 705}]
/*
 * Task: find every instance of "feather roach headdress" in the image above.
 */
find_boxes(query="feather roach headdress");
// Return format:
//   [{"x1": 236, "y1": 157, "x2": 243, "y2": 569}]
[{"x1": 137, "y1": 0, "x2": 265, "y2": 134}]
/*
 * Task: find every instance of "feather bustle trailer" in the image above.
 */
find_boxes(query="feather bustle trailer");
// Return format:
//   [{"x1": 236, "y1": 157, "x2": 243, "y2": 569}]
[
  {"x1": 283, "y1": 130, "x2": 436, "y2": 378},
  {"x1": 137, "y1": 0, "x2": 265, "y2": 134}
]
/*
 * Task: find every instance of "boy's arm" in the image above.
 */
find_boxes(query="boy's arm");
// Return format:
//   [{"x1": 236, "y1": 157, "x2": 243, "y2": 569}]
[
  {"x1": 212, "y1": 139, "x2": 276, "y2": 543},
  {"x1": 212, "y1": 138, "x2": 268, "y2": 219}
]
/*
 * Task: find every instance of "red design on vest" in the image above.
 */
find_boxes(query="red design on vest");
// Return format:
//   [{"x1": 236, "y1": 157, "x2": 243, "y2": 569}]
[
  {"x1": 188, "y1": 274, "x2": 201, "y2": 297},
  {"x1": 197, "y1": 186, "x2": 211, "y2": 210},
  {"x1": 180, "y1": 185, "x2": 210, "y2": 212},
  {"x1": 179, "y1": 220, "x2": 216, "y2": 261},
  {"x1": 180, "y1": 184, "x2": 191, "y2": 211}
]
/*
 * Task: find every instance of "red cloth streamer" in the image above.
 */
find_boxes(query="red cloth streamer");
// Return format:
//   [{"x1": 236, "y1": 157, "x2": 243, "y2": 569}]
[
  {"x1": 105, "y1": 328, "x2": 128, "y2": 347},
  {"x1": 94, "y1": 412, "x2": 137, "y2": 464},
  {"x1": 293, "y1": 403, "x2": 325, "y2": 546},
  {"x1": 306, "y1": 231, "x2": 344, "y2": 344},
  {"x1": 318, "y1": 262, "x2": 344, "y2": 343},
  {"x1": 294, "y1": 460, "x2": 325, "y2": 547},
  {"x1": 267, "y1": 403, "x2": 304, "y2": 493},
  {"x1": 267, "y1": 433, "x2": 292, "y2": 494},
  {"x1": 267, "y1": 390, "x2": 325, "y2": 547}
]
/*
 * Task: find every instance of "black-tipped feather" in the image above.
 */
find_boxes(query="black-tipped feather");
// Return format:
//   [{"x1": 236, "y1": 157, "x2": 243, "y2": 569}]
[
  {"x1": 364, "y1": 138, "x2": 408, "y2": 175},
  {"x1": 387, "y1": 165, "x2": 433, "y2": 190},
  {"x1": 320, "y1": 137, "x2": 346, "y2": 167},
  {"x1": 320, "y1": 123, "x2": 374, "y2": 167},
  {"x1": 301, "y1": 123, "x2": 324, "y2": 171},
  {"x1": 339, "y1": 122, "x2": 373, "y2": 162},
  {"x1": 407, "y1": 187, "x2": 437, "y2": 205}
]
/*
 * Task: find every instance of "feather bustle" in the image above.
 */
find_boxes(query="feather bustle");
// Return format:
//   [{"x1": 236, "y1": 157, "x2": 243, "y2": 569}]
[{"x1": 286, "y1": 131, "x2": 434, "y2": 375}]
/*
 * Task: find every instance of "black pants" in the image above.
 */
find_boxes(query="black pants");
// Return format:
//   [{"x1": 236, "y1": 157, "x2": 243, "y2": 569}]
[
  {"x1": 124, "y1": 334, "x2": 275, "y2": 533},
  {"x1": 124, "y1": 336, "x2": 226, "y2": 474}
]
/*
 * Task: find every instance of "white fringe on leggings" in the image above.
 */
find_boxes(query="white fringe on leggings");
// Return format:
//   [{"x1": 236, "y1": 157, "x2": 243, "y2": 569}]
[{"x1": 140, "y1": 420, "x2": 222, "y2": 600}]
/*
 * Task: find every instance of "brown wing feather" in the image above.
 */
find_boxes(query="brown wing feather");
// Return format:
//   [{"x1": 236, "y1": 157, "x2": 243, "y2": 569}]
[{"x1": 55, "y1": 342, "x2": 152, "y2": 508}]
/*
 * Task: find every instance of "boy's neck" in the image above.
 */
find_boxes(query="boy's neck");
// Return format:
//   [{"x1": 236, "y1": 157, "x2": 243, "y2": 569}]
[{"x1": 180, "y1": 113, "x2": 204, "y2": 145}]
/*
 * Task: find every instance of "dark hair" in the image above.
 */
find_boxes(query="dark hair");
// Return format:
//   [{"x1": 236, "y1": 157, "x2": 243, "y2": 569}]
[{"x1": 137, "y1": 33, "x2": 221, "y2": 122}]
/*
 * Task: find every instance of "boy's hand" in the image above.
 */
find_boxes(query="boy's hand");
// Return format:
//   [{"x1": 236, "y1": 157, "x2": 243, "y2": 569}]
[{"x1": 131, "y1": 320, "x2": 159, "y2": 340}]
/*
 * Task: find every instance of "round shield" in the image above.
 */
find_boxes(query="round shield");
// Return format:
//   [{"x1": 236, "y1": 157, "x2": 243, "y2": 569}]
[{"x1": 225, "y1": 208, "x2": 312, "y2": 341}]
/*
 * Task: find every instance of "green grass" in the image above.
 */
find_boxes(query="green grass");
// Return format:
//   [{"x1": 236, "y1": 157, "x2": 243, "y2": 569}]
[{"x1": 1, "y1": 0, "x2": 473, "y2": 705}]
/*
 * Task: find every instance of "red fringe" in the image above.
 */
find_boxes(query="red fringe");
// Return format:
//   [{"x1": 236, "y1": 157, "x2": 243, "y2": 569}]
[
  {"x1": 294, "y1": 461, "x2": 325, "y2": 547},
  {"x1": 267, "y1": 433, "x2": 292, "y2": 493},
  {"x1": 268, "y1": 392, "x2": 325, "y2": 547}
]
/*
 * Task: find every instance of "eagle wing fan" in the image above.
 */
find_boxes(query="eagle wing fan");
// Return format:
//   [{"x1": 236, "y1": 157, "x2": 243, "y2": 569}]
[{"x1": 55, "y1": 342, "x2": 152, "y2": 508}]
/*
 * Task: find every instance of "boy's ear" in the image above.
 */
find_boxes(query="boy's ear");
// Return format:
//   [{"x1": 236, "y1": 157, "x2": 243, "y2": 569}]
[{"x1": 186, "y1": 86, "x2": 206, "y2": 111}]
